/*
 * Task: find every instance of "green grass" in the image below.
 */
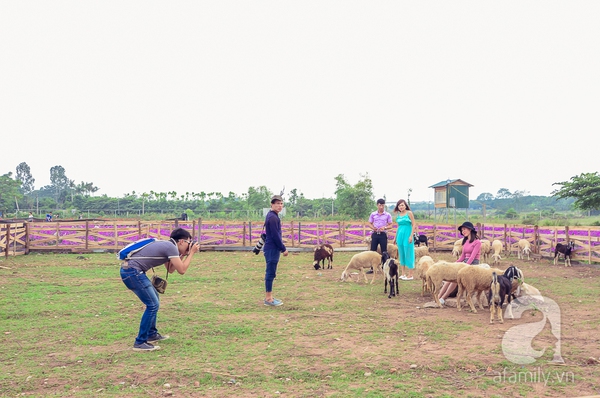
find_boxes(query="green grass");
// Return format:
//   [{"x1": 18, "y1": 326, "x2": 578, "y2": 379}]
[{"x1": 1, "y1": 251, "x2": 599, "y2": 397}]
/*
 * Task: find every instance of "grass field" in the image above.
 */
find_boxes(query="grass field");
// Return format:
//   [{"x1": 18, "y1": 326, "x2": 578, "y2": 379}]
[{"x1": 1, "y1": 249, "x2": 599, "y2": 397}]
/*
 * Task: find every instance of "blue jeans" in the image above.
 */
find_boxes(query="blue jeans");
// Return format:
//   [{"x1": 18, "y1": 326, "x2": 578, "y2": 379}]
[
  {"x1": 264, "y1": 249, "x2": 281, "y2": 293},
  {"x1": 120, "y1": 267, "x2": 160, "y2": 345}
]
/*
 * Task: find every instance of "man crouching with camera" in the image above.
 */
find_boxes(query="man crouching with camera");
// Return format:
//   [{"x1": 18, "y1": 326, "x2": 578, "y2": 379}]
[
  {"x1": 120, "y1": 228, "x2": 199, "y2": 351},
  {"x1": 263, "y1": 195, "x2": 288, "y2": 306}
]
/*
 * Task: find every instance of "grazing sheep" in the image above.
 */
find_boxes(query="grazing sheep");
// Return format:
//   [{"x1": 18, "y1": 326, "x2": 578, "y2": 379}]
[
  {"x1": 415, "y1": 255, "x2": 434, "y2": 296},
  {"x1": 340, "y1": 251, "x2": 385, "y2": 284},
  {"x1": 480, "y1": 239, "x2": 491, "y2": 263},
  {"x1": 425, "y1": 261, "x2": 470, "y2": 308},
  {"x1": 383, "y1": 257, "x2": 399, "y2": 298},
  {"x1": 456, "y1": 264, "x2": 505, "y2": 312},
  {"x1": 413, "y1": 232, "x2": 428, "y2": 247},
  {"x1": 553, "y1": 241, "x2": 575, "y2": 266},
  {"x1": 452, "y1": 239, "x2": 463, "y2": 259},
  {"x1": 456, "y1": 264, "x2": 524, "y2": 314},
  {"x1": 513, "y1": 282, "x2": 542, "y2": 302},
  {"x1": 517, "y1": 239, "x2": 531, "y2": 261},
  {"x1": 414, "y1": 245, "x2": 429, "y2": 259},
  {"x1": 489, "y1": 272, "x2": 513, "y2": 324},
  {"x1": 313, "y1": 244, "x2": 334, "y2": 270},
  {"x1": 364, "y1": 236, "x2": 399, "y2": 259},
  {"x1": 491, "y1": 240, "x2": 503, "y2": 265}
]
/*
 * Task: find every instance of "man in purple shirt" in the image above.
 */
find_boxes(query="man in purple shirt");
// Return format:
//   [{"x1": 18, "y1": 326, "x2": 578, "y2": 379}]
[{"x1": 367, "y1": 199, "x2": 393, "y2": 273}]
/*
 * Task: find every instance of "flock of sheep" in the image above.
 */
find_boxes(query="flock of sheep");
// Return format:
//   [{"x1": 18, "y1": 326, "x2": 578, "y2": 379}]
[{"x1": 311, "y1": 235, "x2": 555, "y2": 324}]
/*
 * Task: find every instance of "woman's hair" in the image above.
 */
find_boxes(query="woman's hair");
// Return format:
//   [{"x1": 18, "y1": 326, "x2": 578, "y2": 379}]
[
  {"x1": 170, "y1": 227, "x2": 192, "y2": 241},
  {"x1": 393, "y1": 199, "x2": 411, "y2": 212},
  {"x1": 462, "y1": 229, "x2": 479, "y2": 244}
]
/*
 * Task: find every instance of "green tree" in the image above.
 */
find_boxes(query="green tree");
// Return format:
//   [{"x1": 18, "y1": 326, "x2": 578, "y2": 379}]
[
  {"x1": 496, "y1": 188, "x2": 512, "y2": 199},
  {"x1": 50, "y1": 165, "x2": 70, "y2": 204},
  {"x1": 334, "y1": 173, "x2": 374, "y2": 219},
  {"x1": 0, "y1": 172, "x2": 23, "y2": 213},
  {"x1": 15, "y1": 162, "x2": 35, "y2": 195},
  {"x1": 477, "y1": 192, "x2": 494, "y2": 201},
  {"x1": 552, "y1": 172, "x2": 600, "y2": 211},
  {"x1": 246, "y1": 186, "x2": 272, "y2": 210}
]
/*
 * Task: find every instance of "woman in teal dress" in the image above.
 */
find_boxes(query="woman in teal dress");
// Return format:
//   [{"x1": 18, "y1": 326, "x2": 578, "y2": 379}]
[{"x1": 393, "y1": 199, "x2": 416, "y2": 280}]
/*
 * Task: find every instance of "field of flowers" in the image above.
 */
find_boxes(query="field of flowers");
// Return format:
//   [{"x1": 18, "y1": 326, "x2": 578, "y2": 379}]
[{"x1": 2, "y1": 220, "x2": 600, "y2": 263}]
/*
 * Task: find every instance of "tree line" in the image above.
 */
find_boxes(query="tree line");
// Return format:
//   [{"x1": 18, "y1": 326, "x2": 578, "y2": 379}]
[{"x1": 1, "y1": 163, "x2": 598, "y2": 221}]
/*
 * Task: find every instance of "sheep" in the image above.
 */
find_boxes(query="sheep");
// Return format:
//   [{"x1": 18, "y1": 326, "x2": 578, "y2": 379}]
[
  {"x1": 413, "y1": 232, "x2": 428, "y2": 247},
  {"x1": 383, "y1": 257, "x2": 399, "y2": 298},
  {"x1": 517, "y1": 239, "x2": 531, "y2": 261},
  {"x1": 480, "y1": 239, "x2": 491, "y2": 263},
  {"x1": 553, "y1": 241, "x2": 575, "y2": 266},
  {"x1": 414, "y1": 245, "x2": 429, "y2": 259},
  {"x1": 313, "y1": 244, "x2": 334, "y2": 270},
  {"x1": 456, "y1": 264, "x2": 523, "y2": 315},
  {"x1": 425, "y1": 261, "x2": 470, "y2": 308},
  {"x1": 488, "y1": 272, "x2": 513, "y2": 324},
  {"x1": 491, "y1": 240, "x2": 503, "y2": 265},
  {"x1": 456, "y1": 264, "x2": 505, "y2": 312},
  {"x1": 363, "y1": 236, "x2": 398, "y2": 259},
  {"x1": 340, "y1": 251, "x2": 385, "y2": 284},
  {"x1": 451, "y1": 239, "x2": 463, "y2": 259},
  {"x1": 415, "y1": 255, "x2": 434, "y2": 296}
]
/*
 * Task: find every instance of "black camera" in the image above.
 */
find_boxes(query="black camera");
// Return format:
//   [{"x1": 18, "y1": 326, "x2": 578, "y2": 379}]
[{"x1": 252, "y1": 233, "x2": 267, "y2": 255}]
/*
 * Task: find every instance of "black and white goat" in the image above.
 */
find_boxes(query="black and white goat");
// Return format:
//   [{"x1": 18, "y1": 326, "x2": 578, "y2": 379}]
[
  {"x1": 383, "y1": 256, "x2": 399, "y2": 298},
  {"x1": 413, "y1": 233, "x2": 428, "y2": 247},
  {"x1": 488, "y1": 272, "x2": 513, "y2": 324},
  {"x1": 553, "y1": 241, "x2": 575, "y2": 267},
  {"x1": 313, "y1": 244, "x2": 334, "y2": 270}
]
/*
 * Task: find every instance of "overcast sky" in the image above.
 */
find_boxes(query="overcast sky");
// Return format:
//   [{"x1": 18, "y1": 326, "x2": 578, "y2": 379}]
[{"x1": 2, "y1": 2, "x2": 599, "y2": 203}]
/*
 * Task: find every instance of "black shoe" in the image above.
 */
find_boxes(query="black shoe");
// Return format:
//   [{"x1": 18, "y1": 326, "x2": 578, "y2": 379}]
[
  {"x1": 147, "y1": 333, "x2": 170, "y2": 342},
  {"x1": 366, "y1": 269, "x2": 374, "y2": 274}
]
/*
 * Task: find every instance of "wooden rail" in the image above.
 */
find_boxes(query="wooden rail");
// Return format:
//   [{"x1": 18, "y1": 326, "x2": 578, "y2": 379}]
[{"x1": 2, "y1": 220, "x2": 600, "y2": 264}]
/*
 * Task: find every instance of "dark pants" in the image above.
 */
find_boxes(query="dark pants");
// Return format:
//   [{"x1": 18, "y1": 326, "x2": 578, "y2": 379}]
[
  {"x1": 264, "y1": 249, "x2": 281, "y2": 293},
  {"x1": 370, "y1": 232, "x2": 388, "y2": 253}
]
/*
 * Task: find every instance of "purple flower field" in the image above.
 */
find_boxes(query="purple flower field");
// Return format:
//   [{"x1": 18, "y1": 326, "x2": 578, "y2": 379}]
[{"x1": 4, "y1": 221, "x2": 600, "y2": 262}]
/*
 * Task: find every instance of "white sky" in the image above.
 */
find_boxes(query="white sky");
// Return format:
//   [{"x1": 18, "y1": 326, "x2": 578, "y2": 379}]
[{"x1": 1, "y1": 2, "x2": 599, "y2": 203}]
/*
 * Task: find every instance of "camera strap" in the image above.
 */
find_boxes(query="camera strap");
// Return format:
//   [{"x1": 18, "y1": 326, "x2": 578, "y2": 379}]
[{"x1": 151, "y1": 266, "x2": 169, "y2": 282}]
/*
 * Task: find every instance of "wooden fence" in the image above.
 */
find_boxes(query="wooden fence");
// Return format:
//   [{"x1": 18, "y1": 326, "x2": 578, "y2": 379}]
[{"x1": 2, "y1": 220, "x2": 600, "y2": 264}]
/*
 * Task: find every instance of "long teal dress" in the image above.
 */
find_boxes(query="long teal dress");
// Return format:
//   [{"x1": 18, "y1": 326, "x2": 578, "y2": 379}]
[{"x1": 395, "y1": 213, "x2": 415, "y2": 269}]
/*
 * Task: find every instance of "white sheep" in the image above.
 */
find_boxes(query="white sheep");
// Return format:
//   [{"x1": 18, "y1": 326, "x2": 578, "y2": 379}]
[
  {"x1": 451, "y1": 239, "x2": 463, "y2": 259},
  {"x1": 517, "y1": 239, "x2": 531, "y2": 261},
  {"x1": 414, "y1": 245, "x2": 429, "y2": 259},
  {"x1": 455, "y1": 264, "x2": 505, "y2": 312},
  {"x1": 480, "y1": 239, "x2": 491, "y2": 263},
  {"x1": 457, "y1": 264, "x2": 524, "y2": 316},
  {"x1": 340, "y1": 251, "x2": 383, "y2": 284},
  {"x1": 415, "y1": 255, "x2": 434, "y2": 296},
  {"x1": 491, "y1": 240, "x2": 503, "y2": 265},
  {"x1": 364, "y1": 236, "x2": 399, "y2": 259},
  {"x1": 425, "y1": 261, "x2": 470, "y2": 308}
]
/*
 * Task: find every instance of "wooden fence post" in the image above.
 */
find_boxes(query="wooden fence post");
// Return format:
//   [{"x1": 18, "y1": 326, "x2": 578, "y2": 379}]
[
  {"x1": 4, "y1": 224, "x2": 9, "y2": 258},
  {"x1": 243, "y1": 222, "x2": 247, "y2": 247},
  {"x1": 290, "y1": 221, "x2": 295, "y2": 248},
  {"x1": 198, "y1": 218, "x2": 203, "y2": 246}
]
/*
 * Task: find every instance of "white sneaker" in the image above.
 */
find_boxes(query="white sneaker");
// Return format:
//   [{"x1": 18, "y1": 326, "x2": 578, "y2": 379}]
[
  {"x1": 439, "y1": 298, "x2": 445, "y2": 305},
  {"x1": 404, "y1": 276, "x2": 414, "y2": 281},
  {"x1": 400, "y1": 275, "x2": 407, "y2": 280}
]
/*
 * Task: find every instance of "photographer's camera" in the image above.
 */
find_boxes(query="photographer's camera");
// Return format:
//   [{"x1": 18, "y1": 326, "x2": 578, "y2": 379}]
[{"x1": 252, "y1": 233, "x2": 266, "y2": 255}]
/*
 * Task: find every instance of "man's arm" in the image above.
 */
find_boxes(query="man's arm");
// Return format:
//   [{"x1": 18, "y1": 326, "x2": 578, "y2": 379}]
[{"x1": 167, "y1": 243, "x2": 200, "y2": 275}]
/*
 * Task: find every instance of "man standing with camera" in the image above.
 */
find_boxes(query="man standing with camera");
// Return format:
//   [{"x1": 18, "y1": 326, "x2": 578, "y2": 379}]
[
  {"x1": 120, "y1": 228, "x2": 199, "y2": 351},
  {"x1": 367, "y1": 198, "x2": 393, "y2": 273},
  {"x1": 263, "y1": 195, "x2": 288, "y2": 306}
]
